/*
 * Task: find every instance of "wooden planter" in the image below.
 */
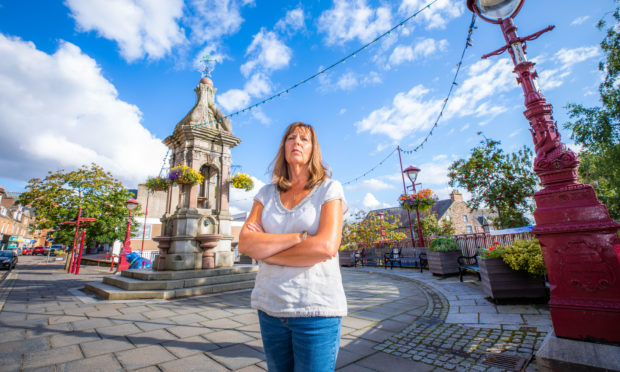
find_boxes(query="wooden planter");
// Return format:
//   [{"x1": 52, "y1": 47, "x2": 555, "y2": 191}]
[
  {"x1": 479, "y1": 257, "x2": 547, "y2": 299},
  {"x1": 427, "y1": 250, "x2": 461, "y2": 275}
]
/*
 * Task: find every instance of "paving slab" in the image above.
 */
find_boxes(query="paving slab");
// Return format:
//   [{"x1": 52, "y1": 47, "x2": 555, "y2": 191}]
[
  {"x1": 159, "y1": 353, "x2": 228, "y2": 372},
  {"x1": 115, "y1": 344, "x2": 176, "y2": 370}
]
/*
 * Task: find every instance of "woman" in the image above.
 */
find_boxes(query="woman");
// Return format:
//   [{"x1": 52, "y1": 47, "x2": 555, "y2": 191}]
[{"x1": 238, "y1": 121, "x2": 347, "y2": 372}]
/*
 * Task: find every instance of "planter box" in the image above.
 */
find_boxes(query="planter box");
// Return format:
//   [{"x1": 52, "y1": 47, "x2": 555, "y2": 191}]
[
  {"x1": 339, "y1": 251, "x2": 356, "y2": 267},
  {"x1": 427, "y1": 250, "x2": 461, "y2": 275},
  {"x1": 479, "y1": 257, "x2": 547, "y2": 299}
]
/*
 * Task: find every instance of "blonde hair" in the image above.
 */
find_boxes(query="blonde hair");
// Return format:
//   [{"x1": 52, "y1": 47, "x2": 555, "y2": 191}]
[{"x1": 271, "y1": 122, "x2": 330, "y2": 191}]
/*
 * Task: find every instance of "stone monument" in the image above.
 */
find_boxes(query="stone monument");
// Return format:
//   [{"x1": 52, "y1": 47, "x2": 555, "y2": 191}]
[{"x1": 154, "y1": 76, "x2": 241, "y2": 271}]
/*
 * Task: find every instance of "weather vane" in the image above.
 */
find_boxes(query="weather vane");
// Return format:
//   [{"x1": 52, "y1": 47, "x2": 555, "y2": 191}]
[{"x1": 201, "y1": 55, "x2": 216, "y2": 78}]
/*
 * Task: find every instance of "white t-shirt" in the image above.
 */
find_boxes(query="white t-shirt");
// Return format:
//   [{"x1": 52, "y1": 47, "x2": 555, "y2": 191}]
[{"x1": 250, "y1": 178, "x2": 348, "y2": 317}]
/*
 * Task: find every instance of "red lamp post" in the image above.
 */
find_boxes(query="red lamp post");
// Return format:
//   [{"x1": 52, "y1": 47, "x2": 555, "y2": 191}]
[
  {"x1": 404, "y1": 166, "x2": 426, "y2": 248},
  {"x1": 118, "y1": 199, "x2": 138, "y2": 272},
  {"x1": 467, "y1": 0, "x2": 620, "y2": 342}
]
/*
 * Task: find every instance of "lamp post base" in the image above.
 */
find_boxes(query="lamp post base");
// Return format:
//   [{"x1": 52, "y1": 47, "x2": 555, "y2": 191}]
[{"x1": 533, "y1": 183, "x2": 620, "y2": 343}]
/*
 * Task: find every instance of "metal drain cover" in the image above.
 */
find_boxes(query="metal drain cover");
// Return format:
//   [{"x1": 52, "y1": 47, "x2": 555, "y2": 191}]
[{"x1": 482, "y1": 353, "x2": 529, "y2": 371}]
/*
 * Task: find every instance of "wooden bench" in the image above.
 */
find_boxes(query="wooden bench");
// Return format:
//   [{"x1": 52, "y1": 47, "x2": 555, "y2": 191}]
[
  {"x1": 457, "y1": 255, "x2": 481, "y2": 282},
  {"x1": 384, "y1": 247, "x2": 427, "y2": 272}
]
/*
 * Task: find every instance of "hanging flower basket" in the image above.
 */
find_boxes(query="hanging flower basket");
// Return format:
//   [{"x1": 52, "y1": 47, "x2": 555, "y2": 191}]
[
  {"x1": 231, "y1": 173, "x2": 254, "y2": 192},
  {"x1": 169, "y1": 165, "x2": 204, "y2": 186},
  {"x1": 399, "y1": 189, "x2": 438, "y2": 212},
  {"x1": 145, "y1": 176, "x2": 170, "y2": 192}
]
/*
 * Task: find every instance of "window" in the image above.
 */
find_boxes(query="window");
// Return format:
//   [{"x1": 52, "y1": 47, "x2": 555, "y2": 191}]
[
  {"x1": 466, "y1": 225, "x2": 473, "y2": 234},
  {"x1": 445, "y1": 215, "x2": 451, "y2": 222},
  {"x1": 131, "y1": 223, "x2": 152, "y2": 240},
  {"x1": 462, "y1": 214, "x2": 469, "y2": 222}
]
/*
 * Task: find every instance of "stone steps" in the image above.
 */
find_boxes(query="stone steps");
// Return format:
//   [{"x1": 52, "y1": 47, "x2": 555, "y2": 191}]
[{"x1": 85, "y1": 265, "x2": 258, "y2": 300}]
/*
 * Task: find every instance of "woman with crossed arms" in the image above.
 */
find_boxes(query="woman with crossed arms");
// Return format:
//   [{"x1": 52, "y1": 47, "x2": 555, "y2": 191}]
[{"x1": 239, "y1": 121, "x2": 348, "y2": 372}]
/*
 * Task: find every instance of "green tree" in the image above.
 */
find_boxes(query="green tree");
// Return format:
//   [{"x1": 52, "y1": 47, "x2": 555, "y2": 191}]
[
  {"x1": 448, "y1": 140, "x2": 538, "y2": 229},
  {"x1": 421, "y1": 212, "x2": 456, "y2": 238},
  {"x1": 564, "y1": 8, "x2": 620, "y2": 220},
  {"x1": 17, "y1": 163, "x2": 140, "y2": 250},
  {"x1": 341, "y1": 211, "x2": 407, "y2": 249}
]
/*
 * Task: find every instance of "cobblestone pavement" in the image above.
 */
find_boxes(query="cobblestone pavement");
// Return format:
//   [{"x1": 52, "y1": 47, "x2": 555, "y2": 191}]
[{"x1": 0, "y1": 256, "x2": 551, "y2": 371}]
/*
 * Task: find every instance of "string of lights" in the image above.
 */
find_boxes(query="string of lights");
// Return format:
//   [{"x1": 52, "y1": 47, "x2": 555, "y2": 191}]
[
  {"x1": 340, "y1": 14, "x2": 477, "y2": 186},
  {"x1": 400, "y1": 13, "x2": 477, "y2": 155},
  {"x1": 193, "y1": 0, "x2": 439, "y2": 129}
]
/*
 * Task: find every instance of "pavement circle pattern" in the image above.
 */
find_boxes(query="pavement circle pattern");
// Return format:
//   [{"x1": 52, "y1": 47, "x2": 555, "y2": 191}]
[{"x1": 371, "y1": 271, "x2": 547, "y2": 371}]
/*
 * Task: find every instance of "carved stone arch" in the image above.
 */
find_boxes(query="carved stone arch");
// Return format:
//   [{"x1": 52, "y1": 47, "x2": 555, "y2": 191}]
[{"x1": 198, "y1": 163, "x2": 221, "y2": 210}]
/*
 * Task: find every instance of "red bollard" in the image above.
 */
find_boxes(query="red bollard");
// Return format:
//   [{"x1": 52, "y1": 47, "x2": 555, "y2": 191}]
[{"x1": 75, "y1": 230, "x2": 86, "y2": 275}]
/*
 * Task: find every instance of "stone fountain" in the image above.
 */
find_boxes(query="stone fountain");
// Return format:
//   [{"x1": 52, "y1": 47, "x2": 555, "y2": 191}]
[{"x1": 86, "y1": 77, "x2": 258, "y2": 300}]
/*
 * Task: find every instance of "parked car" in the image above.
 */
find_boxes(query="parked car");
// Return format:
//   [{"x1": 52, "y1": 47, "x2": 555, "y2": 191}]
[
  {"x1": 0, "y1": 251, "x2": 17, "y2": 270},
  {"x1": 21, "y1": 247, "x2": 32, "y2": 255},
  {"x1": 32, "y1": 247, "x2": 46, "y2": 255}
]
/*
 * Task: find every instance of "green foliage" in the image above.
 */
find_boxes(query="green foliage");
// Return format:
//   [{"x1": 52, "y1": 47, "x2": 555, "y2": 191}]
[
  {"x1": 231, "y1": 173, "x2": 254, "y2": 191},
  {"x1": 145, "y1": 176, "x2": 170, "y2": 192},
  {"x1": 429, "y1": 237, "x2": 460, "y2": 252},
  {"x1": 421, "y1": 212, "x2": 456, "y2": 239},
  {"x1": 169, "y1": 165, "x2": 204, "y2": 185},
  {"x1": 448, "y1": 139, "x2": 538, "y2": 229},
  {"x1": 564, "y1": 8, "x2": 620, "y2": 220},
  {"x1": 501, "y1": 239, "x2": 546, "y2": 277},
  {"x1": 477, "y1": 242, "x2": 504, "y2": 259},
  {"x1": 342, "y1": 211, "x2": 407, "y2": 248},
  {"x1": 17, "y1": 163, "x2": 140, "y2": 249}
]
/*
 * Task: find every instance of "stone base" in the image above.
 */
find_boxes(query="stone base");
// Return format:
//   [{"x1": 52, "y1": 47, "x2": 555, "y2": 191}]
[
  {"x1": 536, "y1": 331, "x2": 620, "y2": 372},
  {"x1": 215, "y1": 251, "x2": 234, "y2": 268}
]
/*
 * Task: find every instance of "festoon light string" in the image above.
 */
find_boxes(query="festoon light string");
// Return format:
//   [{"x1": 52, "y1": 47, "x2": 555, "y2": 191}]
[
  {"x1": 342, "y1": 14, "x2": 477, "y2": 185},
  {"x1": 192, "y1": 0, "x2": 439, "y2": 129}
]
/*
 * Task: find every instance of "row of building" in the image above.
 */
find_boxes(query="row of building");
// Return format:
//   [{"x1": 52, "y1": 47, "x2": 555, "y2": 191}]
[{"x1": 0, "y1": 186, "x2": 47, "y2": 250}]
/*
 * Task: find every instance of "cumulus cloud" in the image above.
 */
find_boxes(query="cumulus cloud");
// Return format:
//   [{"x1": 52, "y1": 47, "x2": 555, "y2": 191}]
[
  {"x1": 275, "y1": 7, "x2": 305, "y2": 33},
  {"x1": 399, "y1": 0, "x2": 464, "y2": 30},
  {"x1": 240, "y1": 29, "x2": 292, "y2": 77},
  {"x1": 345, "y1": 179, "x2": 395, "y2": 191},
  {"x1": 217, "y1": 73, "x2": 272, "y2": 112},
  {"x1": 0, "y1": 34, "x2": 166, "y2": 186},
  {"x1": 537, "y1": 46, "x2": 600, "y2": 90},
  {"x1": 319, "y1": 70, "x2": 382, "y2": 92},
  {"x1": 388, "y1": 38, "x2": 448, "y2": 66},
  {"x1": 229, "y1": 175, "x2": 266, "y2": 214},
  {"x1": 66, "y1": 0, "x2": 186, "y2": 62},
  {"x1": 362, "y1": 192, "x2": 390, "y2": 210},
  {"x1": 318, "y1": 0, "x2": 392, "y2": 45}
]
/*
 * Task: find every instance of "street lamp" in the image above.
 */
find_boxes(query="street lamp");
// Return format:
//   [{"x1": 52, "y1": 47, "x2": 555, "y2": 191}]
[
  {"x1": 118, "y1": 199, "x2": 138, "y2": 272},
  {"x1": 467, "y1": 0, "x2": 620, "y2": 343},
  {"x1": 377, "y1": 212, "x2": 385, "y2": 238},
  {"x1": 403, "y1": 166, "x2": 425, "y2": 248}
]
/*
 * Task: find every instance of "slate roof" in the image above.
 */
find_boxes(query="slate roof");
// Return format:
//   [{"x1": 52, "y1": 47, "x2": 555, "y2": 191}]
[{"x1": 371, "y1": 199, "x2": 454, "y2": 228}]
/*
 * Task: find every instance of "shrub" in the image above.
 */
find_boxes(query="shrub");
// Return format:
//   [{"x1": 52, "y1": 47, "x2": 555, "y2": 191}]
[
  {"x1": 501, "y1": 239, "x2": 546, "y2": 276},
  {"x1": 429, "y1": 237, "x2": 460, "y2": 252}
]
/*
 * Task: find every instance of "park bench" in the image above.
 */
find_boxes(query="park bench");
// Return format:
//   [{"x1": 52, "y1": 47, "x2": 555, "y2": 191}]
[
  {"x1": 360, "y1": 247, "x2": 383, "y2": 267},
  {"x1": 384, "y1": 247, "x2": 428, "y2": 272},
  {"x1": 457, "y1": 254, "x2": 481, "y2": 282}
]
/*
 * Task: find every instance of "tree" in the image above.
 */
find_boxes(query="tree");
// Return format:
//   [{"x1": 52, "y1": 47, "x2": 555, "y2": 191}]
[
  {"x1": 448, "y1": 140, "x2": 538, "y2": 229},
  {"x1": 421, "y1": 212, "x2": 456, "y2": 238},
  {"x1": 17, "y1": 163, "x2": 140, "y2": 249},
  {"x1": 564, "y1": 7, "x2": 620, "y2": 220},
  {"x1": 341, "y1": 211, "x2": 407, "y2": 249}
]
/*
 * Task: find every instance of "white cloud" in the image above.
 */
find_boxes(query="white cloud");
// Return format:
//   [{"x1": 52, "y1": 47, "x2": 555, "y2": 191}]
[
  {"x1": 66, "y1": 0, "x2": 186, "y2": 62},
  {"x1": 460, "y1": 123, "x2": 470, "y2": 132},
  {"x1": 346, "y1": 179, "x2": 395, "y2": 191},
  {"x1": 320, "y1": 70, "x2": 382, "y2": 92},
  {"x1": 187, "y1": 0, "x2": 248, "y2": 44},
  {"x1": 275, "y1": 7, "x2": 305, "y2": 33},
  {"x1": 217, "y1": 89, "x2": 251, "y2": 112},
  {"x1": 339, "y1": 108, "x2": 347, "y2": 115},
  {"x1": 537, "y1": 46, "x2": 600, "y2": 91},
  {"x1": 571, "y1": 16, "x2": 590, "y2": 26},
  {"x1": 317, "y1": 0, "x2": 392, "y2": 45},
  {"x1": 0, "y1": 34, "x2": 166, "y2": 186},
  {"x1": 362, "y1": 192, "x2": 390, "y2": 210},
  {"x1": 388, "y1": 38, "x2": 448, "y2": 66},
  {"x1": 509, "y1": 129, "x2": 521, "y2": 137},
  {"x1": 240, "y1": 29, "x2": 292, "y2": 77},
  {"x1": 229, "y1": 176, "x2": 266, "y2": 214},
  {"x1": 399, "y1": 0, "x2": 464, "y2": 30}
]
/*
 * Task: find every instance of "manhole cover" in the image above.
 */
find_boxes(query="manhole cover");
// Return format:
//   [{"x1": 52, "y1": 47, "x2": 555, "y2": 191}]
[
  {"x1": 482, "y1": 353, "x2": 529, "y2": 371},
  {"x1": 418, "y1": 316, "x2": 443, "y2": 326}
]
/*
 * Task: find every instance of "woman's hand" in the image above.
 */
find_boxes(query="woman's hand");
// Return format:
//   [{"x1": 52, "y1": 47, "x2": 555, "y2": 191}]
[{"x1": 246, "y1": 222, "x2": 264, "y2": 233}]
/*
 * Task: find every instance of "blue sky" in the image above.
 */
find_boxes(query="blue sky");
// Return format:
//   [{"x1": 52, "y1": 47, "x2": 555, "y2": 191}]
[{"x1": 0, "y1": 0, "x2": 613, "y2": 217}]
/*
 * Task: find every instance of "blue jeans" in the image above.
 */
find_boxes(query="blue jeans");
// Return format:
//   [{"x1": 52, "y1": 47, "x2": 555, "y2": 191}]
[{"x1": 258, "y1": 310, "x2": 342, "y2": 372}]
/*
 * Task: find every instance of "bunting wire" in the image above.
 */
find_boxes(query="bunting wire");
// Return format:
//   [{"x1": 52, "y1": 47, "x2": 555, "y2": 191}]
[
  {"x1": 400, "y1": 13, "x2": 477, "y2": 155},
  {"x1": 193, "y1": 0, "x2": 439, "y2": 129},
  {"x1": 340, "y1": 14, "x2": 477, "y2": 186}
]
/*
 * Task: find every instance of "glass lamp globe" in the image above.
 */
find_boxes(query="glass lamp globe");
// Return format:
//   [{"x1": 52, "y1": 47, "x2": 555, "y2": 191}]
[
  {"x1": 126, "y1": 199, "x2": 139, "y2": 211},
  {"x1": 403, "y1": 166, "x2": 421, "y2": 185},
  {"x1": 475, "y1": 0, "x2": 523, "y2": 20}
]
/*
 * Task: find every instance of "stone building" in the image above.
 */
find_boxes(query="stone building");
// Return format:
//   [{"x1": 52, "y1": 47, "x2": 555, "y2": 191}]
[
  {"x1": 0, "y1": 186, "x2": 42, "y2": 249},
  {"x1": 370, "y1": 190, "x2": 494, "y2": 239}
]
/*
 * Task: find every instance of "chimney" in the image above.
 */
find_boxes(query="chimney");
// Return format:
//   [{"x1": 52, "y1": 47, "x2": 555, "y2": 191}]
[{"x1": 450, "y1": 190, "x2": 463, "y2": 202}]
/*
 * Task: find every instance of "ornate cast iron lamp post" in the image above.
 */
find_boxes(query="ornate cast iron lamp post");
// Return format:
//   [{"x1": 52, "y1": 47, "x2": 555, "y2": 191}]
[
  {"x1": 118, "y1": 199, "x2": 138, "y2": 272},
  {"x1": 404, "y1": 166, "x2": 426, "y2": 248},
  {"x1": 467, "y1": 0, "x2": 620, "y2": 342}
]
